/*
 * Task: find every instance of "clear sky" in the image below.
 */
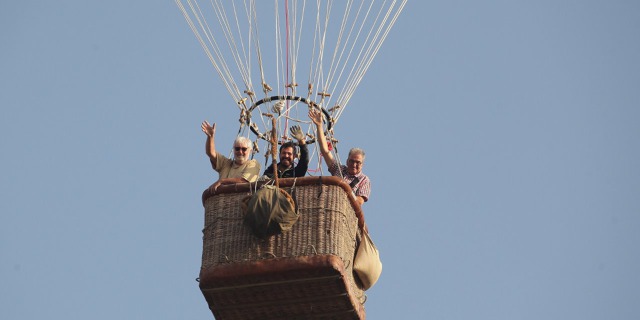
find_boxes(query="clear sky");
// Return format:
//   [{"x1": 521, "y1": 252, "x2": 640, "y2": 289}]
[{"x1": 2, "y1": 1, "x2": 639, "y2": 319}]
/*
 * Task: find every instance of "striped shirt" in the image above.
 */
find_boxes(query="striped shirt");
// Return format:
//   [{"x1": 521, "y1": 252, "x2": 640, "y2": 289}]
[{"x1": 328, "y1": 162, "x2": 371, "y2": 202}]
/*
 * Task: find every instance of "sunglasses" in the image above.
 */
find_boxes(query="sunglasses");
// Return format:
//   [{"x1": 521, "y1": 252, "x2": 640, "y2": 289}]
[{"x1": 234, "y1": 147, "x2": 248, "y2": 152}]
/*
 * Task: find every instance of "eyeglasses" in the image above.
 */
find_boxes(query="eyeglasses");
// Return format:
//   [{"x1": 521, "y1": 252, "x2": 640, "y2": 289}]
[
  {"x1": 347, "y1": 159, "x2": 363, "y2": 165},
  {"x1": 234, "y1": 147, "x2": 248, "y2": 152}
]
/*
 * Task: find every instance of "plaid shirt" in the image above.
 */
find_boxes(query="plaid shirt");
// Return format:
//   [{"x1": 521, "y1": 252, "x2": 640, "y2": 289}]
[{"x1": 328, "y1": 162, "x2": 371, "y2": 202}]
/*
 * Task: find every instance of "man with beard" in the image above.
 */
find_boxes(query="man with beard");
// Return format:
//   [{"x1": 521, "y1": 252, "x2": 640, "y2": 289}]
[
  {"x1": 262, "y1": 125, "x2": 309, "y2": 179},
  {"x1": 309, "y1": 109, "x2": 371, "y2": 206},
  {"x1": 201, "y1": 120, "x2": 260, "y2": 191}
]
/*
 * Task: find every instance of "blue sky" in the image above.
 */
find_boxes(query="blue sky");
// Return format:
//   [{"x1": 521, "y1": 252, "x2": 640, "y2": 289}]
[{"x1": 2, "y1": 1, "x2": 639, "y2": 319}]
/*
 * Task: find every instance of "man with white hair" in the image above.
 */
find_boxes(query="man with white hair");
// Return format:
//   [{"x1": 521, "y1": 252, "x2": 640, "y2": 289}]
[
  {"x1": 201, "y1": 120, "x2": 260, "y2": 190},
  {"x1": 309, "y1": 109, "x2": 371, "y2": 206}
]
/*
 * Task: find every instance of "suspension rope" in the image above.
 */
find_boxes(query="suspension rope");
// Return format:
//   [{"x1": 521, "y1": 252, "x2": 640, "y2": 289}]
[
  {"x1": 209, "y1": 1, "x2": 246, "y2": 96},
  {"x1": 336, "y1": 0, "x2": 407, "y2": 123},
  {"x1": 176, "y1": 0, "x2": 407, "y2": 169},
  {"x1": 176, "y1": 0, "x2": 242, "y2": 105}
]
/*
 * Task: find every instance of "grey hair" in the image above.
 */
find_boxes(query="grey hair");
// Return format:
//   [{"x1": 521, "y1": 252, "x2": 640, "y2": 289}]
[
  {"x1": 348, "y1": 147, "x2": 365, "y2": 159},
  {"x1": 234, "y1": 136, "x2": 252, "y2": 148}
]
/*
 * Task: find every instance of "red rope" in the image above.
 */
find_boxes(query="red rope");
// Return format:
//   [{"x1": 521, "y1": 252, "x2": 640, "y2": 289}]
[{"x1": 283, "y1": 0, "x2": 290, "y2": 141}]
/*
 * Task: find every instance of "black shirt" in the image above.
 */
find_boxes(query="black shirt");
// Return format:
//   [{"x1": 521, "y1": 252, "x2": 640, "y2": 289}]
[{"x1": 262, "y1": 144, "x2": 309, "y2": 178}]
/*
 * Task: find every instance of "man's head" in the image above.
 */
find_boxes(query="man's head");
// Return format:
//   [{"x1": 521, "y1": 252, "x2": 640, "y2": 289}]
[
  {"x1": 346, "y1": 148, "x2": 365, "y2": 175},
  {"x1": 233, "y1": 136, "x2": 252, "y2": 165},
  {"x1": 278, "y1": 141, "x2": 297, "y2": 168}
]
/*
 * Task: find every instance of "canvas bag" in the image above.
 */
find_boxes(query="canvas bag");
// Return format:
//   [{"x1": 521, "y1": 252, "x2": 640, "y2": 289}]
[
  {"x1": 353, "y1": 229, "x2": 382, "y2": 290},
  {"x1": 242, "y1": 185, "x2": 299, "y2": 239}
]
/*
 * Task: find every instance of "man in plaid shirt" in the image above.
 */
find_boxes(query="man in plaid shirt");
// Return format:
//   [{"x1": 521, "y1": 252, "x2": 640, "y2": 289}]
[{"x1": 309, "y1": 109, "x2": 371, "y2": 206}]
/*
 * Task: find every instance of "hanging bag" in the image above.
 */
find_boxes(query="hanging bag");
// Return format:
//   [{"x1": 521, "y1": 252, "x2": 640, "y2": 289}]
[{"x1": 353, "y1": 229, "x2": 382, "y2": 290}]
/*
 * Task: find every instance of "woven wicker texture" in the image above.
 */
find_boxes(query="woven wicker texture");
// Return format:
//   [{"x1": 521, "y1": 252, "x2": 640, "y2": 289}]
[{"x1": 200, "y1": 180, "x2": 365, "y2": 319}]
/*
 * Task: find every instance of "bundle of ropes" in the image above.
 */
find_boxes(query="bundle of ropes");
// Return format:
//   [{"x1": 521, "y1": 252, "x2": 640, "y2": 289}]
[{"x1": 176, "y1": 0, "x2": 407, "y2": 173}]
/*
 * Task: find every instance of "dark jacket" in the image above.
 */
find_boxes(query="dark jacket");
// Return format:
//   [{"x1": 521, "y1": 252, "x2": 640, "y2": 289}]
[{"x1": 263, "y1": 144, "x2": 309, "y2": 178}]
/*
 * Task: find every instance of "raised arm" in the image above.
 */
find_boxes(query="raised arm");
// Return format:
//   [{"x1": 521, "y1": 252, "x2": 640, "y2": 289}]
[
  {"x1": 201, "y1": 121, "x2": 218, "y2": 169},
  {"x1": 308, "y1": 109, "x2": 336, "y2": 168},
  {"x1": 290, "y1": 125, "x2": 309, "y2": 176}
]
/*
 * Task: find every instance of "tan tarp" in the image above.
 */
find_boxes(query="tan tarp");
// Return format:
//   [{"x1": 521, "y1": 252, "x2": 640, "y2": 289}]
[{"x1": 242, "y1": 185, "x2": 299, "y2": 239}]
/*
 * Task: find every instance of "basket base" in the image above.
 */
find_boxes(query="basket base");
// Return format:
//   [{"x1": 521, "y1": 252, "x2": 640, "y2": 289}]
[{"x1": 199, "y1": 255, "x2": 365, "y2": 320}]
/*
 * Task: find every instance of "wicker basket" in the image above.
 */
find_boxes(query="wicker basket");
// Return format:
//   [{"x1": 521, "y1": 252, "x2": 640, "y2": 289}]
[{"x1": 200, "y1": 176, "x2": 366, "y2": 320}]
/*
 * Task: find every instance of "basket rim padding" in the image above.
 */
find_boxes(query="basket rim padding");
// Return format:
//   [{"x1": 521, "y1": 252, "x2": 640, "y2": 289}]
[{"x1": 199, "y1": 255, "x2": 347, "y2": 289}]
